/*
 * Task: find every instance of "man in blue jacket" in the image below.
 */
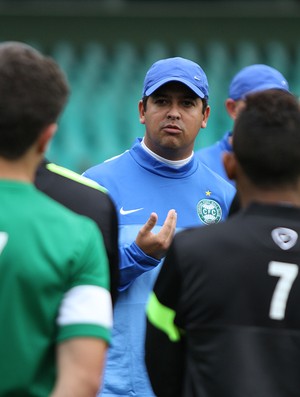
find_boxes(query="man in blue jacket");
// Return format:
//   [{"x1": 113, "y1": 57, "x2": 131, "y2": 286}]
[{"x1": 84, "y1": 56, "x2": 235, "y2": 396}]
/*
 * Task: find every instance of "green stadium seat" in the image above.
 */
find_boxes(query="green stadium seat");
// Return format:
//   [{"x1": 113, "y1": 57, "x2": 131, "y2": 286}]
[
  {"x1": 264, "y1": 41, "x2": 291, "y2": 79},
  {"x1": 233, "y1": 41, "x2": 262, "y2": 73},
  {"x1": 175, "y1": 42, "x2": 202, "y2": 65},
  {"x1": 289, "y1": 43, "x2": 300, "y2": 96}
]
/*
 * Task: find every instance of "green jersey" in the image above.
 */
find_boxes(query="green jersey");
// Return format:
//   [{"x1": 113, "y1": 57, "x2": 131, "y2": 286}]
[{"x1": 0, "y1": 181, "x2": 112, "y2": 396}]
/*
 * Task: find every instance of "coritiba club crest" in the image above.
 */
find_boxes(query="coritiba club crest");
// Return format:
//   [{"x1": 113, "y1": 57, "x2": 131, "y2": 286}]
[{"x1": 197, "y1": 199, "x2": 222, "y2": 225}]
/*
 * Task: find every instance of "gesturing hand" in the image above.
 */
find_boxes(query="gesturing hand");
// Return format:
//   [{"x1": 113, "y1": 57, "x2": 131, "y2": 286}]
[{"x1": 135, "y1": 209, "x2": 177, "y2": 259}]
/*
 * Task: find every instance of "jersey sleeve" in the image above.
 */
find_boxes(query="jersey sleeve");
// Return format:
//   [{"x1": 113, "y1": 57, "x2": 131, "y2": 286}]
[
  {"x1": 145, "y1": 238, "x2": 185, "y2": 397},
  {"x1": 119, "y1": 241, "x2": 161, "y2": 291},
  {"x1": 56, "y1": 219, "x2": 113, "y2": 344}
]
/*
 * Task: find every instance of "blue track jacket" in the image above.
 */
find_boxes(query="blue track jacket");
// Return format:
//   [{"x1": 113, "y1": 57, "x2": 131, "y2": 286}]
[
  {"x1": 195, "y1": 131, "x2": 234, "y2": 186},
  {"x1": 84, "y1": 138, "x2": 236, "y2": 396}
]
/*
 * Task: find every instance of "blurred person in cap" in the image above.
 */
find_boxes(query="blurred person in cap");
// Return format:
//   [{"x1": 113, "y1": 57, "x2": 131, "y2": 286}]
[
  {"x1": 83, "y1": 56, "x2": 235, "y2": 396},
  {"x1": 146, "y1": 89, "x2": 300, "y2": 397},
  {"x1": 195, "y1": 64, "x2": 290, "y2": 187}
]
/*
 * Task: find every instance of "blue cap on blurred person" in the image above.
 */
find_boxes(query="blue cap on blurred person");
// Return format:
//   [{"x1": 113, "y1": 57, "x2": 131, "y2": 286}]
[
  {"x1": 142, "y1": 57, "x2": 209, "y2": 99},
  {"x1": 229, "y1": 64, "x2": 289, "y2": 100}
]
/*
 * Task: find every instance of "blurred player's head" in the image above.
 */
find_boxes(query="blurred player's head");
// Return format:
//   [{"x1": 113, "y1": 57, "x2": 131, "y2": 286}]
[
  {"x1": 225, "y1": 89, "x2": 300, "y2": 190},
  {"x1": 0, "y1": 41, "x2": 69, "y2": 160},
  {"x1": 229, "y1": 64, "x2": 289, "y2": 100},
  {"x1": 225, "y1": 64, "x2": 289, "y2": 122}
]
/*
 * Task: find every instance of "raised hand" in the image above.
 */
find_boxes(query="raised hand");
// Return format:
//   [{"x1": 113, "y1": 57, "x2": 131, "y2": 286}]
[{"x1": 135, "y1": 209, "x2": 177, "y2": 259}]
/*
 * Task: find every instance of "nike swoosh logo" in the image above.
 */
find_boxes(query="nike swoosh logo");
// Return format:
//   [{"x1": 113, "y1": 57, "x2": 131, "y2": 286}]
[{"x1": 120, "y1": 207, "x2": 143, "y2": 215}]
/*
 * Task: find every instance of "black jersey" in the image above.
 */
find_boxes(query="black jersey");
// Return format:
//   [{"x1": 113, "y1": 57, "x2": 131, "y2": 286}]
[
  {"x1": 35, "y1": 159, "x2": 119, "y2": 304},
  {"x1": 146, "y1": 203, "x2": 300, "y2": 397},
  {"x1": 228, "y1": 192, "x2": 241, "y2": 216}
]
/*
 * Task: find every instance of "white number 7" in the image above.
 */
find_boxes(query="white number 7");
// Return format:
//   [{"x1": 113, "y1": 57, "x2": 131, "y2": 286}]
[{"x1": 268, "y1": 261, "x2": 298, "y2": 320}]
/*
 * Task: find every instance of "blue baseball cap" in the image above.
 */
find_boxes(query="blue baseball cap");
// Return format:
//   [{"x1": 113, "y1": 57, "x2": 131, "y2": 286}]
[
  {"x1": 142, "y1": 57, "x2": 209, "y2": 99},
  {"x1": 229, "y1": 64, "x2": 289, "y2": 100}
]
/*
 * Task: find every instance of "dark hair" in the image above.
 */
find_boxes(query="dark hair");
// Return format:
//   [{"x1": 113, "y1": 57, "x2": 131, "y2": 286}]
[
  {"x1": 0, "y1": 41, "x2": 69, "y2": 159},
  {"x1": 142, "y1": 95, "x2": 208, "y2": 114},
  {"x1": 233, "y1": 89, "x2": 300, "y2": 187}
]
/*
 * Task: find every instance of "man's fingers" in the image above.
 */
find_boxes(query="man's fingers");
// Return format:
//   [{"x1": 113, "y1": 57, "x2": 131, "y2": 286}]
[
  {"x1": 159, "y1": 209, "x2": 177, "y2": 242},
  {"x1": 135, "y1": 210, "x2": 177, "y2": 259},
  {"x1": 139, "y1": 212, "x2": 158, "y2": 235}
]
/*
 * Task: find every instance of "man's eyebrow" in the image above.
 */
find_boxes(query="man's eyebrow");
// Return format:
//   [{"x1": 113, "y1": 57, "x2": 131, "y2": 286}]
[
  {"x1": 183, "y1": 94, "x2": 198, "y2": 99},
  {"x1": 151, "y1": 91, "x2": 167, "y2": 98},
  {"x1": 151, "y1": 92, "x2": 198, "y2": 99}
]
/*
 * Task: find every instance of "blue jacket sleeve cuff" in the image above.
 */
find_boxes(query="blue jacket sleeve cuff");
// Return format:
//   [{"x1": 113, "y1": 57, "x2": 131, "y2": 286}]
[{"x1": 118, "y1": 241, "x2": 161, "y2": 291}]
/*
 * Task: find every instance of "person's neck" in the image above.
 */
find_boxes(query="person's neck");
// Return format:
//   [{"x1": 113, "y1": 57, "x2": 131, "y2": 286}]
[
  {"x1": 141, "y1": 138, "x2": 193, "y2": 167},
  {"x1": 238, "y1": 183, "x2": 300, "y2": 209},
  {"x1": 0, "y1": 156, "x2": 39, "y2": 183}
]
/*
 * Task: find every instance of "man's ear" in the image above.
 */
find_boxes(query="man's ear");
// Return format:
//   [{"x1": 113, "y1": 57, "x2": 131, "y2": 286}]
[
  {"x1": 223, "y1": 151, "x2": 237, "y2": 181},
  {"x1": 138, "y1": 100, "x2": 146, "y2": 125},
  {"x1": 201, "y1": 105, "x2": 210, "y2": 129},
  {"x1": 37, "y1": 123, "x2": 57, "y2": 155},
  {"x1": 225, "y1": 98, "x2": 238, "y2": 120}
]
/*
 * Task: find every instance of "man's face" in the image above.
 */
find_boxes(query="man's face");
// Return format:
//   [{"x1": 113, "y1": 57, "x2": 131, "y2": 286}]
[{"x1": 139, "y1": 82, "x2": 210, "y2": 160}]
